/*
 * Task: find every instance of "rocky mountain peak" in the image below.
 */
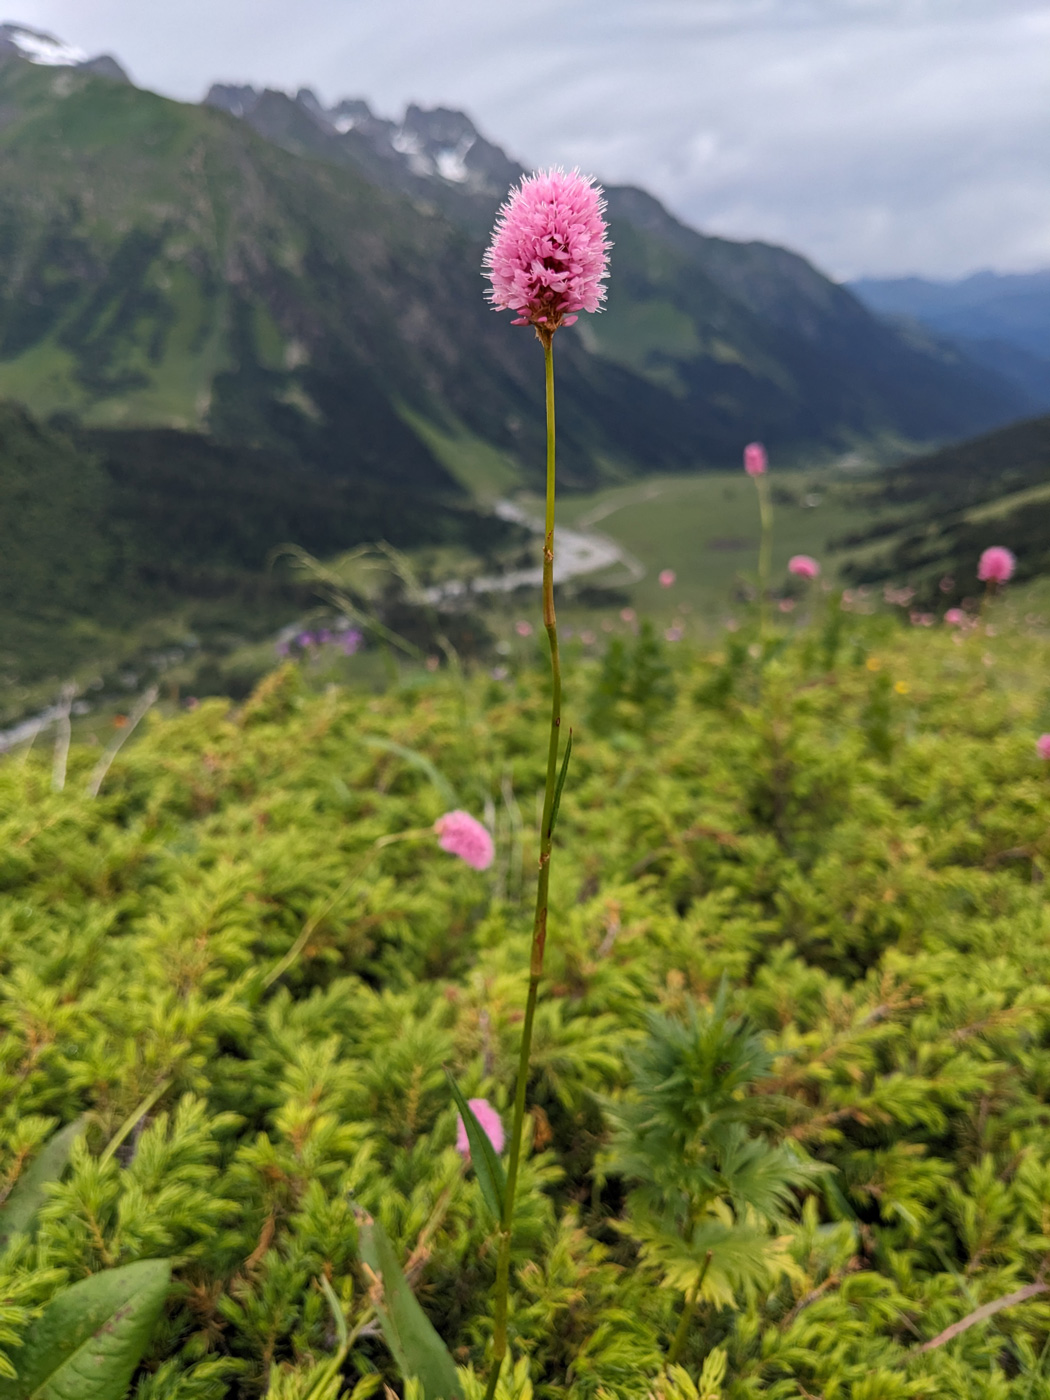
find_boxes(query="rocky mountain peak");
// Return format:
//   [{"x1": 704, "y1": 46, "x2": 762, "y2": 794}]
[{"x1": 0, "y1": 22, "x2": 129, "y2": 81}]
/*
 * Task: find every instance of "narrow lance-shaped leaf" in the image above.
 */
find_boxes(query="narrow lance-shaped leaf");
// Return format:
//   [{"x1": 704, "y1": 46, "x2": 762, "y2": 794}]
[
  {"x1": 0, "y1": 1116, "x2": 87, "y2": 1250},
  {"x1": 548, "y1": 729, "x2": 573, "y2": 840},
  {"x1": 0, "y1": 1257, "x2": 170, "y2": 1400},
  {"x1": 356, "y1": 1210, "x2": 461, "y2": 1400},
  {"x1": 446, "y1": 1073, "x2": 506, "y2": 1222}
]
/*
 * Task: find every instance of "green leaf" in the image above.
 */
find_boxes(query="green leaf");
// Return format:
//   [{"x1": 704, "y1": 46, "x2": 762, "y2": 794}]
[
  {"x1": 356, "y1": 1211, "x2": 461, "y2": 1400},
  {"x1": 445, "y1": 1073, "x2": 506, "y2": 1222},
  {"x1": 362, "y1": 737, "x2": 458, "y2": 809},
  {"x1": 548, "y1": 729, "x2": 573, "y2": 840},
  {"x1": 0, "y1": 1257, "x2": 170, "y2": 1400},
  {"x1": 0, "y1": 1117, "x2": 87, "y2": 1250}
]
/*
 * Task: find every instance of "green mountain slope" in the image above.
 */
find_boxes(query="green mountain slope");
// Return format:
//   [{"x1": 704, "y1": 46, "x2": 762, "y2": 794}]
[
  {"x1": 209, "y1": 85, "x2": 1035, "y2": 459},
  {"x1": 0, "y1": 401, "x2": 512, "y2": 690},
  {"x1": 838, "y1": 414, "x2": 1050, "y2": 598},
  {"x1": 0, "y1": 52, "x2": 1028, "y2": 505}
]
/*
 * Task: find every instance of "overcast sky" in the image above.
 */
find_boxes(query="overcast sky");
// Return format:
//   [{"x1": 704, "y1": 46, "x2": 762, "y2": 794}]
[{"x1": 8, "y1": 0, "x2": 1049, "y2": 280}]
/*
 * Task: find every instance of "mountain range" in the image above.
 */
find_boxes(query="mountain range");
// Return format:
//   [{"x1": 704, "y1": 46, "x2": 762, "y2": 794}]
[
  {"x1": 850, "y1": 271, "x2": 1050, "y2": 410},
  {"x1": 0, "y1": 24, "x2": 1042, "y2": 693},
  {"x1": 0, "y1": 39, "x2": 1033, "y2": 492}
]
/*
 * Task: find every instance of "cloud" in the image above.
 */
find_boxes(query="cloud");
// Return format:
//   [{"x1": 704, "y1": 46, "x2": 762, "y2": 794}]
[{"x1": 10, "y1": 0, "x2": 1049, "y2": 277}]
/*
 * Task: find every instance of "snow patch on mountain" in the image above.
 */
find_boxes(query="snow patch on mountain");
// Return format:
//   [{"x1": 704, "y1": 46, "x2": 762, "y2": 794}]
[{"x1": 0, "y1": 23, "x2": 86, "y2": 66}]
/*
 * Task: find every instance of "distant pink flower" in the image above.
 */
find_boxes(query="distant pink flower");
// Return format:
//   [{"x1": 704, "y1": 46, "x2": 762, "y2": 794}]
[
  {"x1": 515, "y1": 620, "x2": 533, "y2": 637},
  {"x1": 778, "y1": 598, "x2": 796, "y2": 612},
  {"x1": 1037, "y1": 735, "x2": 1050, "y2": 761},
  {"x1": 434, "y1": 811, "x2": 494, "y2": 871},
  {"x1": 743, "y1": 442, "x2": 768, "y2": 476},
  {"x1": 944, "y1": 608, "x2": 966, "y2": 626},
  {"x1": 978, "y1": 547, "x2": 1016, "y2": 584},
  {"x1": 658, "y1": 569, "x2": 676, "y2": 588},
  {"x1": 788, "y1": 555, "x2": 820, "y2": 580},
  {"x1": 620, "y1": 607, "x2": 636, "y2": 623},
  {"x1": 455, "y1": 1097, "x2": 504, "y2": 1158},
  {"x1": 484, "y1": 168, "x2": 611, "y2": 335},
  {"x1": 664, "y1": 625, "x2": 683, "y2": 642}
]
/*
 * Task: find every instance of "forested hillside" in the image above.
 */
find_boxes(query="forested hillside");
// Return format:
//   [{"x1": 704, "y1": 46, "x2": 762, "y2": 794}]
[{"x1": 840, "y1": 414, "x2": 1050, "y2": 600}]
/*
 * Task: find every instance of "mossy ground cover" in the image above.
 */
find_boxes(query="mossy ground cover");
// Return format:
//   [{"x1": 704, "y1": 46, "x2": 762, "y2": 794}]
[{"x1": 3, "y1": 614, "x2": 1050, "y2": 1398}]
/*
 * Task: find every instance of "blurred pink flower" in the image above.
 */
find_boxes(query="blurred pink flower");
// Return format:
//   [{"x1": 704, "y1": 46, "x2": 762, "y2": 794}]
[
  {"x1": 743, "y1": 442, "x2": 768, "y2": 476},
  {"x1": 778, "y1": 598, "x2": 796, "y2": 612},
  {"x1": 788, "y1": 555, "x2": 820, "y2": 580},
  {"x1": 620, "y1": 607, "x2": 636, "y2": 623},
  {"x1": 944, "y1": 608, "x2": 966, "y2": 626},
  {"x1": 515, "y1": 620, "x2": 533, "y2": 637},
  {"x1": 658, "y1": 569, "x2": 676, "y2": 588},
  {"x1": 978, "y1": 546, "x2": 1016, "y2": 583},
  {"x1": 456, "y1": 1098, "x2": 505, "y2": 1158},
  {"x1": 664, "y1": 625, "x2": 683, "y2": 641},
  {"x1": 1038, "y1": 735, "x2": 1050, "y2": 761},
  {"x1": 484, "y1": 169, "x2": 611, "y2": 334},
  {"x1": 434, "y1": 811, "x2": 494, "y2": 871}
]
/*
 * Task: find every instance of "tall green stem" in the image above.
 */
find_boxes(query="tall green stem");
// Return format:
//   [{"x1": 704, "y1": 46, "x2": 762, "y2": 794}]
[
  {"x1": 756, "y1": 473, "x2": 773, "y2": 636},
  {"x1": 484, "y1": 336, "x2": 562, "y2": 1400},
  {"x1": 667, "y1": 1249, "x2": 713, "y2": 1365}
]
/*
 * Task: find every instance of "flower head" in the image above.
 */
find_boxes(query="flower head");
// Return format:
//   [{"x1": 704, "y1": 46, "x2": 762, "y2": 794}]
[
  {"x1": 455, "y1": 1098, "x2": 504, "y2": 1158},
  {"x1": 658, "y1": 569, "x2": 676, "y2": 588},
  {"x1": 435, "y1": 810, "x2": 494, "y2": 871},
  {"x1": 788, "y1": 554, "x2": 820, "y2": 580},
  {"x1": 978, "y1": 546, "x2": 1016, "y2": 584},
  {"x1": 944, "y1": 608, "x2": 966, "y2": 626},
  {"x1": 743, "y1": 442, "x2": 768, "y2": 477},
  {"x1": 1038, "y1": 734, "x2": 1050, "y2": 761},
  {"x1": 484, "y1": 168, "x2": 611, "y2": 336}
]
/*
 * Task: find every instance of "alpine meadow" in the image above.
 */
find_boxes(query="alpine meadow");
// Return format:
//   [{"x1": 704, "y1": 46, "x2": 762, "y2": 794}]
[{"x1": 1, "y1": 18, "x2": 1050, "y2": 1400}]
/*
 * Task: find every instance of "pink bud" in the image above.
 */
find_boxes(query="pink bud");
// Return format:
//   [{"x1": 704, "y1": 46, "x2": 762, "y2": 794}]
[
  {"x1": 658, "y1": 569, "x2": 676, "y2": 588},
  {"x1": 434, "y1": 811, "x2": 494, "y2": 871},
  {"x1": 456, "y1": 1098, "x2": 504, "y2": 1158},
  {"x1": 743, "y1": 442, "x2": 768, "y2": 476},
  {"x1": 1038, "y1": 735, "x2": 1050, "y2": 761},
  {"x1": 787, "y1": 555, "x2": 820, "y2": 580},
  {"x1": 978, "y1": 547, "x2": 1016, "y2": 584}
]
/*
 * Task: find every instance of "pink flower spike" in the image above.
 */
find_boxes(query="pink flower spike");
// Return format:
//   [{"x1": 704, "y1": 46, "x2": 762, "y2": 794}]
[
  {"x1": 483, "y1": 168, "x2": 611, "y2": 337},
  {"x1": 978, "y1": 546, "x2": 1016, "y2": 583},
  {"x1": 434, "y1": 811, "x2": 494, "y2": 871},
  {"x1": 456, "y1": 1097, "x2": 504, "y2": 1159},
  {"x1": 743, "y1": 442, "x2": 768, "y2": 476},
  {"x1": 658, "y1": 569, "x2": 676, "y2": 588},
  {"x1": 788, "y1": 555, "x2": 820, "y2": 580},
  {"x1": 1037, "y1": 735, "x2": 1050, "y2": 761}
]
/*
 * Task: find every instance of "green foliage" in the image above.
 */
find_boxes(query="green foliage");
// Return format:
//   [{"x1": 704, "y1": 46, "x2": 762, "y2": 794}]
[
  {"x1": 587, "y1": 622, "x2": 676, "y2": 735},
  {"x1": 358, "y1": 1212, "x2": 462, "y2": 1399},
  {"x1": 447, "y1": 1077, "x2": 506, "y2": 1223},
  {"x1": 2, "y1": 620, "x2": 1050, "y2": 1395},
  {"x1": 603, "y1": 998, "x2": 821, "y2": 1313},
  {"x1": 0, "y1": 1258, "x2": 170, "y2": 1399}
]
